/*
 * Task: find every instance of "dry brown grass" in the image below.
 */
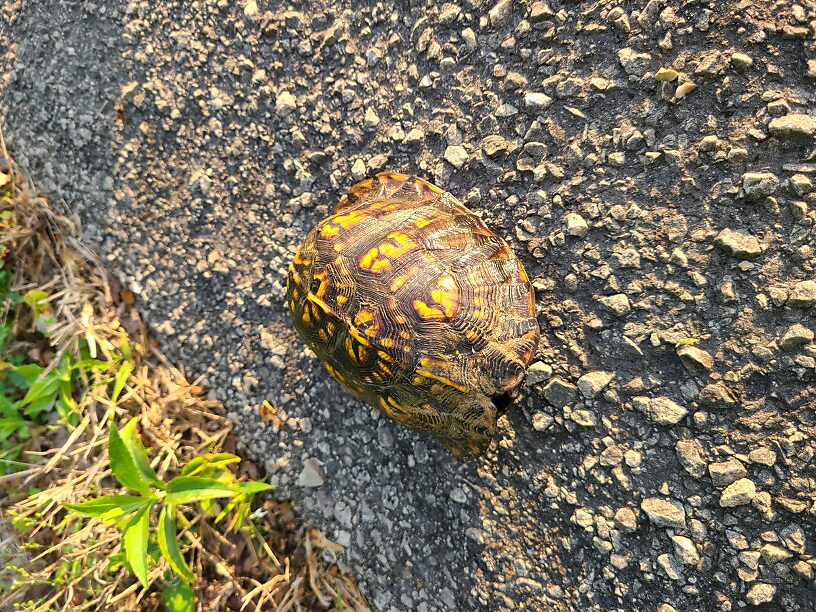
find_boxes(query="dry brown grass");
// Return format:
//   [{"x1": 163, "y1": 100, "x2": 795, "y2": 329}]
[{"x1": 0, "y1": 131, "x2": 369, "y2": 611}]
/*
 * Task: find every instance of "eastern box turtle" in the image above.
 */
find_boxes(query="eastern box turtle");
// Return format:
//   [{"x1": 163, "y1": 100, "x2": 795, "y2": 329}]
[{"x1": 287, "y1": 172, "x2": 539, "y2": 457}]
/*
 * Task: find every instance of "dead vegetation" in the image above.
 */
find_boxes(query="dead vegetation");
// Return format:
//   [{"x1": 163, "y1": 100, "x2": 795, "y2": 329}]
[{"x1": 0, "y1": 132, "x2": 369, "y2": 611}]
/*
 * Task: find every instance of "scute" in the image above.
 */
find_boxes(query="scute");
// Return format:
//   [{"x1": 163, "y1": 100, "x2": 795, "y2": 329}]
[{"x1": 287, "y1": 172, "x2": 540, "y2": 457}]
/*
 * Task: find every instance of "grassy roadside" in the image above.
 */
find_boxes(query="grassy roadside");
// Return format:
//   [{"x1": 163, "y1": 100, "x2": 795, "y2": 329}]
[{"x1": 0, "y1": 133, "x2": 368, "y2": 610}]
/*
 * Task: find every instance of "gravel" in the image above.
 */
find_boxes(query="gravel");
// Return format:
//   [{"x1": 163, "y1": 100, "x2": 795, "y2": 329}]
[{"x1": 2, "y1": 0, "x2": 815, "y2": 610}]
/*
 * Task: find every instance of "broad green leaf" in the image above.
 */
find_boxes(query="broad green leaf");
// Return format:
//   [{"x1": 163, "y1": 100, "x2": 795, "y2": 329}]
[
  {"x1": 214, "y1": 495, "x2": 244, "y2": 526},
  {"x1": 165, "y1": 476, "x2": 238, "y2": 505},
  {"x1": 162, "y1": 573, "x2": 196, "y2": 612},
  {"x1": 109, "y1": 418, "x2": 164, "y2": 494},
  {"x1": 0, "y1": 416, "x2": 28, "y2": 432},
  {"x1": 111, "y1": 361, "x2": 133, "y2": 404},
  {"x1": 180, "y1": 453, "x2": 240, "y2": 477},
  {"x1": 64, "y1": 495, "x2": 148, "y2": 520},
  {"x1": 120, "y1": 333, "x2": 132, "y2": 362},
  {"x1": 157, "y1": 505, "x2": 194, "y2": 581},
  {"x1": 71, "y1": 358, "x2": 114, "y2": 372},
  {"x1": 18, "y1": 366, "x2": 62, "y2": 414},
  {"x1": 123, "y1": 502, "x2": 151, "y2": 588},
  {"x1": 179, "y1": 457, "x2": 205, "y2": 477},
  {"x1": 23, "y1": 290, "x2": 48, "y2": 313},
  {"x1": 56, "y1": 379, "x2": 79, "y2": 427},
  {"x1": 12, "y1": 363, "x2": 43, "y2": 382},
  {"x1": 0, "y1": 395, "x2": 19, "y2": 418},
  {"x1": 236, "y1": 481, "x2": 272, "y2": 495}
]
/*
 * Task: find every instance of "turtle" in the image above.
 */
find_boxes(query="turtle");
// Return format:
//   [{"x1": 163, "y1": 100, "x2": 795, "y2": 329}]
[{"x1": 286, "y1": 172, "x2": 539, "y2": 457}]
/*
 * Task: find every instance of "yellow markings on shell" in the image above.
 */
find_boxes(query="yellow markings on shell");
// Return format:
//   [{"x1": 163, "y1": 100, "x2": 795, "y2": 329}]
[
  {"x1": 325, "y1": 320, "x2": 336, "y2": 337},
  {"x1": 390, "y1": 275, "x2": 407, "y2": 292},
  {"x1": 333, "y1": 209, "x2": 368, "y2": 229},
  {"x1": 306, "y1": 293, "x2": 332, "y2": 317},
  {"x1": 378, "y1": 171, "x2": 409, "y2": 184},
  {"x1": 518, "y1": 264, "x2": 529, "y2": 282},
  {"x1": 430, "y1": 274, "x2": 460, "y2": 319},
  {"x1": 380, "y1": 338, "x2": 395, "y2": 349},
  {"x1": 395, "y1": 314, "x2": 407, "y2": 325},
  {"x1": 414, "y1": 367, "x2": 468, "y2": 393},
  {"x1": 413, "y1": 299, "x2": 446, "y2": 321},
  {"x1": 371, "y1": 258, "x2": 392, "y2": 273},
  {"x1": 325, "y1": 362, "x2": 346, "y2": 384},
  {"x1": 353, "y1": 310, "x2": 380, "y2": 339},
  {"x1": 360, "y1": 247, "x2": 379, "y2": 269},
  {"x1": 311, "y1": 270, "x2": 329, "y2": 298},
  {"x1": 359, "y1": 232, "x2": 417, "y2": 273},
  {"x1": 336, "y1": 294, "x2": 349, "y2": 305},
  {"x1": 415, "y1": 177, "x2": 444, "y2": 196},
  {"x1": 414, "y1": 216, "x2": 433, "y2": 228},
  {"x1": 378, "y1": 394, "x2": 411, "y2": 422},
  {"x1": 347, "y1": 324, "x2": 371, "y2": 347},
  {"x1": 354, "y1": 309, "x2": 375, "y2": 325},
  {"x1": 293, "y1": 248, "x2": 311, "y2": 266},
  {"x1": 345, "y1": 336, "x2": 369, "y2": 364},
  {"x1": 376, "y1": 357, "x2": 394, "y2": 377},
  {"x1": 320, "y1": 224, "x2": 341, "y2": 239},
  {"x1": 412, "y1": 376, "x2": 424, "y2": 386},
  {"x1": 379, "y1": 232, "x2": 415, "y2": 259},
  {"x1": 399, "y1": 329, "x2": 411, "y2": 340}
]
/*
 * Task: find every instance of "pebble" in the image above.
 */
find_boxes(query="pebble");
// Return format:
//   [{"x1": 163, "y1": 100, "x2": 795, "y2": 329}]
[
  {"x1": 657, "y1": 554, "x2": 683, "y2": 580},
  {"x1": 745, "y1": 583, "x2": 776, "y2": 606},
  {"x1": 577, "y1": 371, "x2": 614, "y2": 399},
  {"x1": 709, "y1": 459, "x2": 747, "y2": 488},
  {"x1": 565, "y1": 212, "x2": 589, "y2": 238},
  {"x1": 779, "y1": 324, "x2": 814, "y2": 350},
  {"x1": 655, "y1": 68, "x2": 679, "y2": 82},
  {"x1": 741, "y1": 172, "x2": 779, "y2": 200},
  {"x1": 760, "y1": 543, "x2": 792, "y2": 564},
  {"x1": 350, "y1": 159, "x2": 367, "y2": 181},
  {"x1": 634, "y1": 396, "x2": 688, "y2": 426},
  {"x1": 719, "y1": 478, "x2": 756, "y2": 507},
  {"x1": 488, "y1": 0, "x2": 513, "y2": 27},
  {"x1": 443, "y1": 145, "x2": 468, "y2": 169},
  {"x1": 748, "y1": 447, "x2": 776, "y2": 466},
  {"x1": 531, "y1": 412, "x2": 554, "y2": 431},
  {"x1": 617, "y1": 48, "x2": 652, "y2": 76},
  {"x1": 671, "y1": 535, "x2": 700, "y2": 566},
  {"x1": 542, "y1": 378, "x2": 578, "y2": 408},
  {"x1": 614, "y1": 507, "x2": 638, "y2": 533},
  {"x1": 675, "y1": 439, "x2": 707, "y2": 479},
  {"x1": 481, "y1": 134, "x2": 513, "y2": 157},
  {"x1": 364, "y1": 107, "x2": 380, "y2": 128},
  {"x1": 676, "y1": 345, "x2": 714, "y2": 372},
  {"x1": 641, "y1": 498, "x2": 686, "y2": 529},
  {"x1": 403, "y1": 127, "x2": 425, "y2": 145},
  {"x1": 715, "y1": 228, "x2": 763, "y2": 259},
  {"x1": 275, "y1": 90, "x2": 297, "y2": 116},
  {"x1": 598, "y1": 293, "x2": 631, "y2": 317},
  {"x1": 524, "y1": 92, "x2": 553, "y2": 112},
  {"x1": 297, "y1": 458, "x2": 325, "y2": 488},
  {"x1": 730, "y1": 52, "x2": 753, "y2": 70},
  {"x1": 526, "y1": 361, "x2": 553, "y2": 386},
  {"x1": 787, "y1": 280, "x2": 816, "y2": 307},
  {"x1": 674, "y1": 82, "x2": 697, "y2": 99},
  {"x1": 769, "y1": 114, "x2": 816, "y2": 140}
]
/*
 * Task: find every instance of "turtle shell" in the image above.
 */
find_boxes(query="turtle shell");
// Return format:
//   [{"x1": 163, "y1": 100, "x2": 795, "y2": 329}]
[{"x1": 286, "y1": 172, "x2": 539, "y2": 457}]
